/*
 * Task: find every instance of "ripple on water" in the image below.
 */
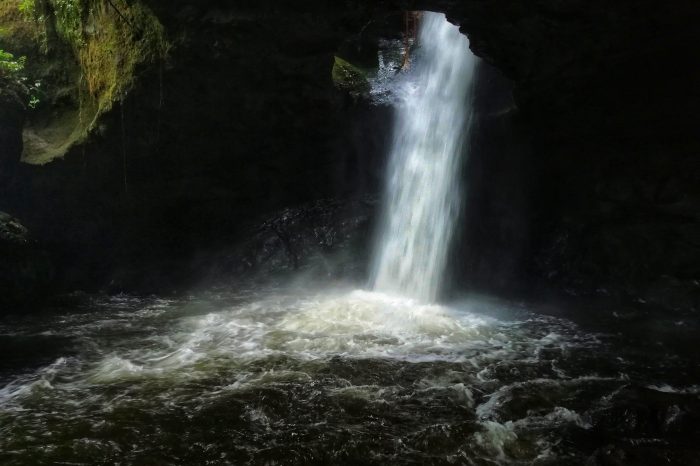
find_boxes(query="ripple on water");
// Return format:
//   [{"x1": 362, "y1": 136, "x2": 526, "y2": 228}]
[{"x1": 0, "y1": 287, "x2": 693, "y2": 465}]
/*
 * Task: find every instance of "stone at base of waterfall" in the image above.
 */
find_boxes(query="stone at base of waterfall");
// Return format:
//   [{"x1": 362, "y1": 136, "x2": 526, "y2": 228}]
[
  {"x1": 211, "y1": 198, "x2": 376, "y2": 281},
  {"x1": 0, "y1": 212, "x2": 54, "y2": 311}
]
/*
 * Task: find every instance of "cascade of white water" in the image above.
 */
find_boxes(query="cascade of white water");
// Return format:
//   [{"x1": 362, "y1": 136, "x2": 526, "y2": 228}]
[{"x1": 371, "y1": 12, "x2": 477, "y2": 302}]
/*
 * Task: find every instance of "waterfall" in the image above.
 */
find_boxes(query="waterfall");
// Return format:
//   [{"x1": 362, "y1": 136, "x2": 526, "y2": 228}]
[{"x1": 371, "y1": 12, "x2": 477, "y2": 302}]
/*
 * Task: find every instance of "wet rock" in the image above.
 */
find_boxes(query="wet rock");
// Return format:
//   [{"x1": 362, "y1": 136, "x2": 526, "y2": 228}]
[
  {"x1": 534, "y1": 211, "x2": 700, "y2": 309},
  {"x1": 3, "y1": 1, "x2": 382, "y2": 294},
  {"x1": 416, "y1": 0, "x2": 700, "y2": 304},
  {"x1": 0, "y1": 211, "x2": 54, "y2": 310},
  {"x1": 209, "y1": 198, "x2": 376, "y2": 282},
  {"x1": 0, "y1": 211, "x2": 29, "y2": 245},
  {"x1": 2, "y1": 0, "x2": 698, "y2": 302}
]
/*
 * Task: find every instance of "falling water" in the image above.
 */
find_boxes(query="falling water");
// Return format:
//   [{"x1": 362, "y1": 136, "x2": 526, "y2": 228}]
[{"x1": 371, "y1": 12, "x2": 478, "y2": 302}]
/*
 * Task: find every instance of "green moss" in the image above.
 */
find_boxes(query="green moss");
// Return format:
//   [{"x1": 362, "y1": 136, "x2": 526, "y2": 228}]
[
  {"x1": 0, "y1": 0, "x2": 44, "y2": 49},
  {"x1": 49, "y1": 0, "x2": 84, "y2": 46},
  {"x1": 41, "y1": 0, "x2": 167, "y2": 114},
  {"x1": 75, "y1": 0, "x2": 167, "y2": 114},
  {"x1": 18, "y1": 0, "x2": 36, "y2": 17},
  {"x1": 332, "y1": 56, "x2": 370, "y2": 97},
  {"x1": 4, "y1": 0, "x2": 169, "y2": 164}
]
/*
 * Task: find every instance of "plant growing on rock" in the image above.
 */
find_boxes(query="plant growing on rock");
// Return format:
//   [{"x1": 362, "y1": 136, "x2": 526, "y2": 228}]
[
  {"x1": 0, "y1": 48, "x2": 42, "y2": 108},
  {"x1": 2, "y1": 0, "x2": 168, "y2": 163},
  {"x1": 18, "y1": 0, "x2": 36, "y2": 17},
  {"x1": 0, "y1": 48, "x2": 26, "y2": 77},
  {"x1": 50, "y1": 0, "x2": 84, "y2": 46}
]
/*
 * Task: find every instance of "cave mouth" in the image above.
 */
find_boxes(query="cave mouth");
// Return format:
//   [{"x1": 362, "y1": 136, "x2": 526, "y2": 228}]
[
  {"x1": 2, "y1": 12, "x2": 607, "y2": 465},
  {"x1": 1, "y1": 3, "x2": 699, "y2": 466}
]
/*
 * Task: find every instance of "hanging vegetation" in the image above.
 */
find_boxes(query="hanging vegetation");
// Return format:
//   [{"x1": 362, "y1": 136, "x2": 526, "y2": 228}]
[
  {"x1": 47, "y1": 0, "x2": 168, "y2": 113},
  {"x1": 0, "y1": 0, "x2": 169, "y2": 164}
]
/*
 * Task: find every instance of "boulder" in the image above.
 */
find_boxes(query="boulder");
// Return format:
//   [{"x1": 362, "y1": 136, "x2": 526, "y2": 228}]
[
  {"x1": 0, "y1": 211, "x2": 53, "y2": 311},
  {"x1": 207, "y1": 198, "x2": 376, "y2": 283}
]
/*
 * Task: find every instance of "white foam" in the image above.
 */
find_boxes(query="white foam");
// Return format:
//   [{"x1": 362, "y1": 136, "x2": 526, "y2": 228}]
[
  {"x1": 32, "y1": 290, "x2": 487, "y2": 389},
  {"x1": 521, "y1": 407, "x2": 591, "y2": 429},
  {"x1": 647, "y1": 384, "x2": 700, "y2": 395},
  {"x1": 474, "y1": 421, "x2": 518, "y2": 459},
  {"x1": 0, "y1": 357, "x2": 69, "y2": 404}
]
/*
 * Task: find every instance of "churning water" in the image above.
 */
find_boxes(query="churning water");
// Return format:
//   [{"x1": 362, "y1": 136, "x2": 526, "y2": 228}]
[
  {"x1": 2, "y1": 286, "x2": 697, "y2": 465},
  {"x1": 371, "y1": 12, "x2": 477, "y2": 302}
]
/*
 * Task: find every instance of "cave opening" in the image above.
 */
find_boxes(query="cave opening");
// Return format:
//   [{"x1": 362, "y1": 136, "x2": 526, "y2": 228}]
[{"x1": 0, "y1": 2, "x2": 699, "y2": 465}]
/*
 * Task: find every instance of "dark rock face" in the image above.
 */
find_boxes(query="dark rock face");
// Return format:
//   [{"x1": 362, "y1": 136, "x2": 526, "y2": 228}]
[
  {"x1": 0, "y1": 212, "x2": 53, "y2": 310},
  {"x1": 4, "y1": 1, "x2": 382, "y2": 293},
  {"x1": 0, "y1": 212, "x2": 30, "y2": 247},
  {"x1": 206, "y1": 198, "x2": 376, "y2": 284},
  {"x1": 420, "y1": 0, "x2": 700, "y2": 304},
  {"x1": 0, "y1": 0, "x2": 698, "y2": 306},
  {"x1": 0, "y1": 80, "x2": 26, "y2": 189}
]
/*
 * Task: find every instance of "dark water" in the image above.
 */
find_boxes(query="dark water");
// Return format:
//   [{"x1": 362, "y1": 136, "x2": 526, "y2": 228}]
[{"x1": 1, "y1": 284, "x2": 699, "y2": 465}]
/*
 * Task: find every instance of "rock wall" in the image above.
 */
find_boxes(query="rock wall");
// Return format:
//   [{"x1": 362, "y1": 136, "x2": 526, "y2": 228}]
[
  {"x1": 0, "y1": 79, "x2": 26, "y2": 189},
  {"x1": 2, "y1": 1, "x2": 382, "y2": 293},
  {"x1": 419, "y1": 0, "x2": 700, "y2": 307},
  {"x1": 0, "y1": 0, "x2": 697, "y2": 307}
]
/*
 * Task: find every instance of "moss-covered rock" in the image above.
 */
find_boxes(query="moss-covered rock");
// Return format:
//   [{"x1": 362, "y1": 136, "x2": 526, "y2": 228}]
[
  {"x1": 72, "y1": 0, "x2": 167, "y2": 114},
  {"x1": 0, "y1": 0, "x2": 168, "y2": 165},
  {"x1": 332, "y1": 56, "x2": 370, "y2": 98},
  {"x1": 0, "y1": 0, "x2": 43, "y2": 53}
]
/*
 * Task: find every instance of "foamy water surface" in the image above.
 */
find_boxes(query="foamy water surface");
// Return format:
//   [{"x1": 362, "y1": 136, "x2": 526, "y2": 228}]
[{"x1": 4, "y1": 284, "x2": 694, "y2": 465}]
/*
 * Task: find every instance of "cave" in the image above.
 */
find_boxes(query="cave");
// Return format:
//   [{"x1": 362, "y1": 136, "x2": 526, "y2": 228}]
[{"x1": 1, "y1": 1, "x2": 699, "y2": 464}]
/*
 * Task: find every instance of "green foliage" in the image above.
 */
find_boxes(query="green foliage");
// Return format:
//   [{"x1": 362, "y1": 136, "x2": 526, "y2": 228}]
[
  {"x1": 332, "y1": 56, "x2": 370, "y2": 97},
  {"x1": 49, "y1": 0, "x2": 84, "y2": 46},
  {"x1": 0, "y1": 49, "x2": 26, "y2": 76},
  {"x1": 0, "y1": 48, "x2": 43, "y2": 108},
  {"x1": 0, "y1": 0, "x2": 46, "y2": 52},
  {"x1": 75, "y1": 0, "x2": 167, "y2": 112},
  {"x1": 1, "y1": 0, "x2": 168, "y2": 163},
  {"x1": 18, "y1": 0, "x2": 36, "y2": 17},
  {"x1": 27, "y1": 80, "x2": 42, "y2": 108}
]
